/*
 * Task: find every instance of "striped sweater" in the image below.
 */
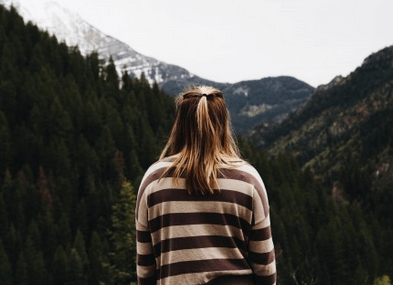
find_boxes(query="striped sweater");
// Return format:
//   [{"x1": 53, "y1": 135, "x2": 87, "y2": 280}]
[{"x1": 135, "y1": 157, "x2": 276, "y2": 285}]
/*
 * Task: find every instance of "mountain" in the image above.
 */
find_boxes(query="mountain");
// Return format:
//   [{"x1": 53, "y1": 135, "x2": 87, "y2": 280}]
[
  {"x1": 247, "y1": 45, "x2": 393, "y2": 281},
  {"x1": 250, "y1": 45, "x2": 393, "y2": 193},
  {"x1": 1, "y1": 0, "x2": 315, "y2": 133},
  {"x1": 162, "y1": 75, "x2": 315, "y2": 132},
  {"x1": 0, "y1": 0, "x2": 201, "y2": 86}
]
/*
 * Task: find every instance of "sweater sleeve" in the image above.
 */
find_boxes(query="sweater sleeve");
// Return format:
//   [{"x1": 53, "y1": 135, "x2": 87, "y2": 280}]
[
  {"x1": 135, "y1": 187, "x2": 156, "y2": 284},
  {"x1": 248, "y1": 183, "x2": 276, "y2": 285},
  {"x1": 136, "y1": 220, "x2": 156, "y2": 285}
]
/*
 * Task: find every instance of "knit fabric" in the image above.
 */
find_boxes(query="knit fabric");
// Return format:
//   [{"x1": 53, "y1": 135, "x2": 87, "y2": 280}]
[{"x1": 135, "y1": 157, "x2": 276, "y2": 285}]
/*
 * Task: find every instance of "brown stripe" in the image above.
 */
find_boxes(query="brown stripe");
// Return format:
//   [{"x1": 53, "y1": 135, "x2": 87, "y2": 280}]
[
  {"x1": 154, "y1": 235, "x2": 247, "y2": 254},
  {"x1": 149, "y1": 212, "x2": 251, "y2": 234},
  {"x1": 158, "y1": 258, "x2": 250, "y2": 279},
  {"x1": 207, "y1": 274, "x2": 254, "y2": 285},
  {"x1": 249, "y1": 226, "x2": 271, "y2": 241},
  {"x1": 136, "y1": 167, "x2": 167, "y2": 217},
  {"x1": 137, "y1": 230, "x2": 152, "y2": 243},
  {"x1": 137, "y1": 253, "x2": 156, "y2": 266},
  {"x1": 254, "y1": 272, "x2": 277, "y2": 285},
  {"x1": 219, "y1": 168, "x2": 269, "y2": 217},
  {"x1": 137, "y1": 274, "x2": 156, "y2": 285},
  {"x1": 248, "y1": 249, "x2": 275, "y2": 265},
  {"x1": 148, "y1": 188, "x2": 253, "y2": 210}
]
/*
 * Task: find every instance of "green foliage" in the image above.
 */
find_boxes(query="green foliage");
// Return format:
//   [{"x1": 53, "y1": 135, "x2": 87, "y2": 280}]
[
  {"x1": 238, "y1": 138, "x2": 393, "y2": 284},
  {"x1": 0, "y1": 238, "x2": 13, "y2": 285},
  {"x1": 0, "y1": 4, "x2": 174, "y2": 284},
  {"x1": 104, "y1": 181, "x2": 137, "y2": 284},
  {"x1": 374, "y1": 275, "x2": 392, "y2": 285}
]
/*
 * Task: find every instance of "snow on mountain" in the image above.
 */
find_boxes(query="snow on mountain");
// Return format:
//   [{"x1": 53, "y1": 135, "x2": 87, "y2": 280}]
[
  {"x1": 0, "y1": 0, "x2": 195, "y2": 85},
  {"x1": 0, "y1": 0, "x2": 315, "y2": 134}
]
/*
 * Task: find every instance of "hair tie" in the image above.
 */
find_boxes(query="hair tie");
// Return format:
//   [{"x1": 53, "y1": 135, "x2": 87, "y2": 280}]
[{"x1": 202, "y1": 94, "x2": 207, "y2": 98}]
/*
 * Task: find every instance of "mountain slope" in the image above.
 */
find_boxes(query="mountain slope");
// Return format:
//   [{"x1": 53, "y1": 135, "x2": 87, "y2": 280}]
[
  {"x1": 250, "y1": 45, "x2": 393, "y2": 192},
  {"x1": 247, "y1": 46, "x2": 393, "y2": 281},
  {"x1": 2, "y1": 0, "x2": 315, "y2": 133}
]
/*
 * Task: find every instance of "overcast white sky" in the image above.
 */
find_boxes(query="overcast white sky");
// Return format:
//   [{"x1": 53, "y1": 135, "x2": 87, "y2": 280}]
[{"x1": 17, "y1": 0, "x2": 393, "y2": 87}]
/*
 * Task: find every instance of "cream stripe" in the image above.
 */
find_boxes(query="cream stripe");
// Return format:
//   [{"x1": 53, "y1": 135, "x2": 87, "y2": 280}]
[
  {"x1": 154, "y1": 177, "x2": 256, "y2": 196},
  {"x1": 253, "y1": 260, "x2": 276, "y2": 276},
  {"x1": 159, "y1": 269, "x2": 253, "y2": 285},
  {"x1": 149, "y1": 200, "x2": 252, "y2": 220},
  {"x1": 217, "y1": 178, "x2": 255, "y2": 195},
  {"x1": 157, "y1": 247, "x2": 244, "y2": 266},
  {"x1": 249, "y1": 238, "x2": 274, "y2": 253},
  {"x1": 142, "y1": 161, "x2": 172, "y2": 180},
  {"x1": 135, "y1": 220, "x2": 149, "y2": 231},
  {"x1": 151, "y1": 224, "x2": 246, "y2": 244},
  {"x1": 153, "y1": 177, "x2": 185, "y2": 191},
  {"x1": 137, "y1": 264, "x2": 156, "y2": 277},
  {"x1": 137, "y1": 241, "x2": 154, "y2": 255},
  {"x1": 252, "y1": 214, "x2": 271, "y2": 229},
  {"x1": 237, "y1": 163, "x2": 266, "y2": 188},
  {"x1": 136, "y1": 194, "x2": 149, "y2": 223},
  {"x1": 253, "y1": 193, "x2": 268, "y2": 222}
]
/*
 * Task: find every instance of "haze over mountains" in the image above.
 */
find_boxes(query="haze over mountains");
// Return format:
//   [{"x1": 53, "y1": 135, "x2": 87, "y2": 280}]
[{"x1": 1, "y1": 0, "x2": 315, "y2": 133}]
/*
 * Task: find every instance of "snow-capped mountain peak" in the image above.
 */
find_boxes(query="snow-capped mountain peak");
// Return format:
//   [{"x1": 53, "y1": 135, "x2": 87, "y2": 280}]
[{"x1": 0, "y1": 0, "x2": 194, "y2": 85}]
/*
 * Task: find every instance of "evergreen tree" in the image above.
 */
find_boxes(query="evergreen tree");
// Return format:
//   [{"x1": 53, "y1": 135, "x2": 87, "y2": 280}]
[
  {"x1": 15, "y1": 251, "x2": 28, "y2": 285},
  {"x1": 374, "y1": 275, "x2": 392, "y2": 285},
  {"x1": 73, "y1": 229, "x2": 89, "y2": 273},
  {"x1": 88, "y1": 231, "x2": 105, "y2": 285},
  {"x1": 52, "y1": 245, "x2": 69, "y2": 285},
  {"x1": 0, "y1": 238, "x2": 13, "y2": 285},
  {"x1": 105, "y1": 181, "x2": 136, "y2": 283},
  {"x1": 68, "y1": 248, "x2": 87, "y2": 285}
]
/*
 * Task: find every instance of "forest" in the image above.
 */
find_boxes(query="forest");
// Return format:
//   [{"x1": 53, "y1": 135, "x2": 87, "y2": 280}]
[{"x1": 0, "y1": 4, "x2": 392, "y2": 285}]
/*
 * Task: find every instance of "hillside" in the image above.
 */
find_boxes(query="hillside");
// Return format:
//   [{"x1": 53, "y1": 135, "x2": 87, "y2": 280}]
[
  {"x1": 250, "y1": 46, "x2": 393, "y2": 186},
  {"x1": 251, "y1": 46, "x2": 393, "y2": 149},
  {"x1": 249, "y1": 44, "x2": 393, "y2": 267}
]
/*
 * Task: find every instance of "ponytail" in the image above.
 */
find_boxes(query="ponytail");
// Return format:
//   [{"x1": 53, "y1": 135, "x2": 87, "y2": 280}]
[{"x1": 160, "y1": 86, "x2": 240, "y2": 195}]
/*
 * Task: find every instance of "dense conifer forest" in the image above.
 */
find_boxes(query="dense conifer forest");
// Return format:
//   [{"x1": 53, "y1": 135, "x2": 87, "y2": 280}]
[{"x1": 0, "y1": 5, "x2": 392, "y2": 285}]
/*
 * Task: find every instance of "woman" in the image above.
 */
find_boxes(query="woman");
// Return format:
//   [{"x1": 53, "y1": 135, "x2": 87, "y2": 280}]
[{"x1": 135, "y1": 86, "x2": 276, "y2": 285}]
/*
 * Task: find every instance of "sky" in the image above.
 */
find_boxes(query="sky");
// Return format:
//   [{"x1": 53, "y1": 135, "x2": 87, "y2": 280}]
[{"x1": 15, "y1": 0, "x2": 393, "y2": 87}]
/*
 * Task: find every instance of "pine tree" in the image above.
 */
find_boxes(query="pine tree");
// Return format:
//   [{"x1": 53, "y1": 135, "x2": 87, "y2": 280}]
[
  {"x1": 105, "y1": 181, "x2": 136, "y2": 283},
  {"x1": 69, "y1": 248, "x2": 87, "y2": 285},
  {"x1": 0, "y1": 192, "x2": 8, "y2": 239},
  {"x1": 52, "y1": 245, "x2": 69, "y2": 285},
  {"x1": 88, "y1": 231, "x2": 105, "y2": 285},
  {"x1": 0, "y1": 238, "x2": 13, "y2": 285},
  {"x1": 15, "y1": 251, "x2": 28, "y2": 285},
  {"x1": 0, "y1": 111, "x2": 12, "y2": 172},
  {"x1": 73, "y1": 229, "x2": 89, "y2": 273},
  {"x1": 374, "y1": 275, "x2": 392, "y2": 285},
  {"x1": 56, "y1": 213, "x2": 71, "y2": 251}
]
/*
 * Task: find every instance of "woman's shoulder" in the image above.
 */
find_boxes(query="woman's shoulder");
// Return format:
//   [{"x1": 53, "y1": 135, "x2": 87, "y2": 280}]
[
  {"x1": 220, "y1": 158, "x2": 264, "y2": 184},
  {"x1": 140, "y1": 157, "x2": 175, "y2": 183}
]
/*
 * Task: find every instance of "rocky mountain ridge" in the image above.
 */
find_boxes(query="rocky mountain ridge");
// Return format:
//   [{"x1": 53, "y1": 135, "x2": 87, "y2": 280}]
[{"x1": 1, "y1": 0, "x2": 315, "y2": 133}]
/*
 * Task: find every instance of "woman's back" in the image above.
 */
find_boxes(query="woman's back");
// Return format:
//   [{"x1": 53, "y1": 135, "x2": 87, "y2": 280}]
[{"x1": 136, "y1": 157, "x2": 276, "y2": 285}]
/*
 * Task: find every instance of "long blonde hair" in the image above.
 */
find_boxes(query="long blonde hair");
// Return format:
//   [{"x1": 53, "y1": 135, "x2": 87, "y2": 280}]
[{"x1": 160, "y1": 86, "x2": 241, "y2": 195}]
